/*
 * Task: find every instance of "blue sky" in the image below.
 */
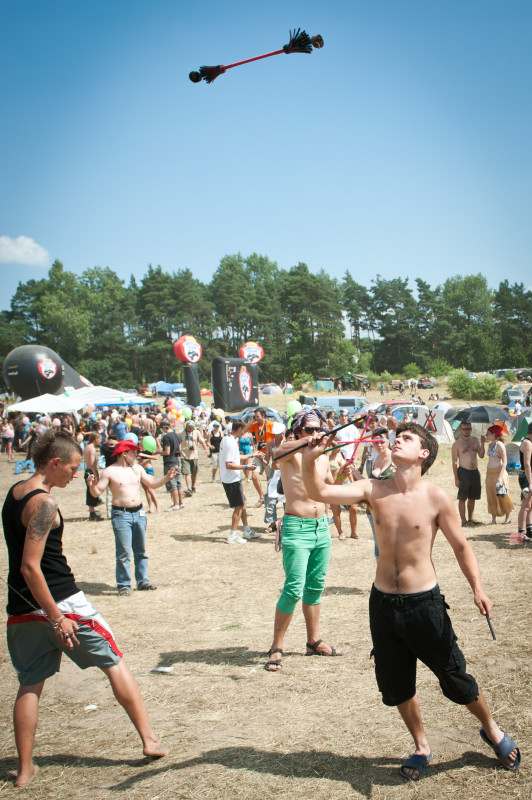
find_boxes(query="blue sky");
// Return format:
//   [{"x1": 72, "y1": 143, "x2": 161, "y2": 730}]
[{"x1": 1, "y1": 0, "x2": 530, "y2": 311}]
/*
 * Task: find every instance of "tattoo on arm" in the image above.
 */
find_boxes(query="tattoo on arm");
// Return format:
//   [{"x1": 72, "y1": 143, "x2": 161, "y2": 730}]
[{"x1": 27, "y1": 500, "x2": 58, "y2": 542}]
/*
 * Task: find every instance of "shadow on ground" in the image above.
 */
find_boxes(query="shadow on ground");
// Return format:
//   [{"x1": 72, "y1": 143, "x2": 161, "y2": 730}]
[{"x1": 103, "y1": 746, "x2": 499, "y2": 795}]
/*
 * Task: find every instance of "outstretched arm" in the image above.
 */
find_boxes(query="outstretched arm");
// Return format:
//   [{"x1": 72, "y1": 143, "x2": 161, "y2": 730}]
[
  {"x1": 301, "y1": 435, "x2": 371, "y2": 506},
  {"x1": 436, "y1": 488, "x2": 493, "y2": 618},
  {"x1": 87, "y1": 470, "x2": 110, "y2": 497},
  {"x1": 141, "y1": 465, "x2": 179, "y2": 490}
]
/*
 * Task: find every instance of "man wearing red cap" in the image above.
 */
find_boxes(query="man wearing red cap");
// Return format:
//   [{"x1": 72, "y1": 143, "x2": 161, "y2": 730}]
[{"x1": 87, "y1": 440, "x2": 178, "y2": 596}]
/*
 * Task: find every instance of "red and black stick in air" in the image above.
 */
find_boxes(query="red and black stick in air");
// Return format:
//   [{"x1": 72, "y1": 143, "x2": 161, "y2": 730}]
[{"x1": 189, "y1": 28, "x2": 324, "y2": 84}]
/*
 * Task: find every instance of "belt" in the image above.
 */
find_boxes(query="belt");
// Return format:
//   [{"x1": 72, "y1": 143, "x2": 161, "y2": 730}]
[{"x1": 111, "y1": 503, "x2": 143, "y2": 513}]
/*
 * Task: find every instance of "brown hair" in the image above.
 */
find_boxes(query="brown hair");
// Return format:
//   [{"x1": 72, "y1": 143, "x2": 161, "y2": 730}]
[
  {"x1": 396, "y1": 422, "x2": 438, "y2": 475},
  {"x1": 231, "y1": 418, "x2": 245, "y2": 433},
  {"x1": 32, "y1": 430, "x2": 83, "y2": 469}
]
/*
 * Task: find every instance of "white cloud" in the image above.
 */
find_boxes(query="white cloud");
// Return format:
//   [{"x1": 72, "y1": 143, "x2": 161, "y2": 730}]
[{"x1": 0, "y1": 235, "x2": 50, "y2": 267}]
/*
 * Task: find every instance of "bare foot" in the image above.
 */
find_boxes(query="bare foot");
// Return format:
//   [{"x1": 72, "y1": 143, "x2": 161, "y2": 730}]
[
  {"x1": 15, "y1": 763, "x2": 39, "y2": 787},
  {"x1": 350, "y1": 532, "x2": 359, "y2": 539},
  {"x1": 143, "y1": 738, "x2": 167, "y2": 758}
]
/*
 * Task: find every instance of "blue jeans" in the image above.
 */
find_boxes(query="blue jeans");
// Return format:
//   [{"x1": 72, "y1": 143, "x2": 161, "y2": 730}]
[{"x1": 111, "y1": 508, "x2": 149, "y2": 590}]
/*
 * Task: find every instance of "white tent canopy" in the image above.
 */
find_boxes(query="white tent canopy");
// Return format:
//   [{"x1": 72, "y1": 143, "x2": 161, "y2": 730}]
[
  {"x1": 7, "y1": 393, "x2": 79, "y2": 415},
  {"x1": 64, "y1": 386, "x2": 153, "y2": 407}
]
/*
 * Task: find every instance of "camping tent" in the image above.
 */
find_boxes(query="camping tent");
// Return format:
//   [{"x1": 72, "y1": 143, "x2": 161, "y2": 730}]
[
  {"x1": 512, "y1": 410, "x2": 532, "y2": 442},
  {"x1": 64, "y1": 386, "x2": 153, "y2": 407},
  {"x1": 7, "y1": 393, "x2": 80, "y2": 415},
  {"x1": 148, "y1": 381, "x2": 184, "y2": 395},
  {"x1": 260, "y1": 384, "x2": 283, "y2": 395}
]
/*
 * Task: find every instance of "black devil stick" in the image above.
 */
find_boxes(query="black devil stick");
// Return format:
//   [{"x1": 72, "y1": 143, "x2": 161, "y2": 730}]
[
  {"x1": 486, "y1": 615, "x2": 496, "y2": 641},
  {"x1": 189, "y1": 28, "x2": 324, "y2": 84},
  {"x1": 274, "y1": 417, "x2": 366, "y2": 462}
]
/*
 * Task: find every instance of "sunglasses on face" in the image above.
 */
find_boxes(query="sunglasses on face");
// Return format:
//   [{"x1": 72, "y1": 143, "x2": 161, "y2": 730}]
[{"x1": 303, "y1": 426, "x2": 323, "y2": 435}]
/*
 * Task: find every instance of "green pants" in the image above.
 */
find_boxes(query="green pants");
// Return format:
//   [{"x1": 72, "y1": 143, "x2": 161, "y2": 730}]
[{"x1": 277, "y1": 514, "x2": 331, "y2": 614}]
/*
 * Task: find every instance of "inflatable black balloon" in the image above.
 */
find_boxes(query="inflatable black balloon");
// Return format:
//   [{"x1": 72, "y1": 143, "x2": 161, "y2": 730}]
[{"x1": 3, "y1": 345, "x2": 65, "y2": 399}]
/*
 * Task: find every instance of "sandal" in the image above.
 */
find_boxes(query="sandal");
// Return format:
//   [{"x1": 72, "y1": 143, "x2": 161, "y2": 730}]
[
  {"x1": 305, "y1": 639, "x2": 342, "y2": 657},
  {"x1": 264, "y1": 648, "x2": 283, "y2": 671},
  {"x1": 264, "y1": 522, "x2": 277, "y2": 534},
  {"x1": 399, "y1": 751, "x2": 433, "y2": 781},
  {"x1": 480, "y1": 728, "x2": 521, "y2": 771}
]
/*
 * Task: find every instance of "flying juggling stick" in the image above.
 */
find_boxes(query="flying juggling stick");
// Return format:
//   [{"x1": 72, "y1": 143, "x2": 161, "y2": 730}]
[
  {"x1": 274, "y1": 417, "x2": 365, "y2": 462},
  {"x1": 189, "y1": 28, "x2": 324, "y2": 84}
]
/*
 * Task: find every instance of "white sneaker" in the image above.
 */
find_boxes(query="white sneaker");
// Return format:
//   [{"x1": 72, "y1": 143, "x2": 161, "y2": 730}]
[
  {"x1": 243, "y1": 527, "x2": 261, "y2": 540},
  {"x1": 166, "y1": 505, "x2": 183, "y2": 512},
  {"x1": 227, "y1": 532, "x2": 247, "y2": 544}
]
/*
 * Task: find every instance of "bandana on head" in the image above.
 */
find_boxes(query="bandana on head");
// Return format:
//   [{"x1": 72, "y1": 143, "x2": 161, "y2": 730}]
[{"x1": 291, "y1": 409, "x2": 327, "y2": 436}]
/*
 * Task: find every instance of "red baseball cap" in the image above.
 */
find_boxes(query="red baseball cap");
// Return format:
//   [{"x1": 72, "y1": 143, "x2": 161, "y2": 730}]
[{"x1": 113, "y1": 440, "x2": 142, "y2": 456}]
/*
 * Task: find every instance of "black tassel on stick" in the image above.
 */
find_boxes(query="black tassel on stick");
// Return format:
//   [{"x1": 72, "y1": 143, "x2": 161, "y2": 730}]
[{"x1": 189, "y1": 28, "x2": 324, "y2": 84}]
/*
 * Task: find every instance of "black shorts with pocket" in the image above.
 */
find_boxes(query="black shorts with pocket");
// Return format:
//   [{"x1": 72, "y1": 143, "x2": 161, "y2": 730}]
[
  {"x1": 222, "y1": 480, "x2": 245, "y2": 508},
  {"x1": 369, "y1": 584, "x2": 479, "y2": 707},
  {"x1": 457, "y1": 467, "x2": 481, "y2": 500}
]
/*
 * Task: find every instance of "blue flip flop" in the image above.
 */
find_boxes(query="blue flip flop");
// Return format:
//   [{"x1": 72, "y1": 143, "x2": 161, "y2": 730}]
[
  {"x1": 479, "y1": 728, "x2": 521, "y2": 771},
  {"x1": 399, "y1": 751, "x2": 433, "y2": 781}
]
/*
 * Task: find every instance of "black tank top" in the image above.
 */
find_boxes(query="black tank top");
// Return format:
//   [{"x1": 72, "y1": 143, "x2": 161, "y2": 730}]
[
  {"x1": 210, "y1": 433, "x2": 222, "y2": 454},
  {"x1": 2, "y1": 484, "x2": 78, "y2": 615},
  {"x1": 520, "y1": 439, "x2": 532, "y2": 471}
]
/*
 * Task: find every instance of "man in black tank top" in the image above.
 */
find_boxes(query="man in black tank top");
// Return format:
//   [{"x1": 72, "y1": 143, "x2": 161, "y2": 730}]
[{"x1": 2, "y1": 431, "x2": 166, "y2": 787}]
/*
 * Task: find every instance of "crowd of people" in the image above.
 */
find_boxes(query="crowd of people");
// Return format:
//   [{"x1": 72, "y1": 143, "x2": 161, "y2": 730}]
[{"x1": 1, "y1": 398, "x2": 530, "y2": 787}]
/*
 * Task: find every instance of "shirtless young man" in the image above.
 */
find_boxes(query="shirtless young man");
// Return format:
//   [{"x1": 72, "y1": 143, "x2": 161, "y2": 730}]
[
  {"x1": 264, "y1": 410, "x2": 342, "y2": 672},
  {"x1": 2, "y1": 431, "x2": 165, "y2": 788},
  {"x1": 301, "y1": 422, "x2": 520, "y2": 780},
  {"x1": 87, "y1": 440, "x2": 178, "y2": 596},
  {"x1": 84, "y1": 432, "x2": 102, "y2": 521},
  {"x1": 452, "y1": 422, "x2": 485, "y2": 526}
]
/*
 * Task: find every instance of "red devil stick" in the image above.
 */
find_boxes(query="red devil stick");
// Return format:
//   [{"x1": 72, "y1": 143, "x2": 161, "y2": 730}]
[
  {"x1": 189, "y1": 28, "x2": 324, "y2": 84},
  {"x1": 348, "y1": 414, "x2": 371, "y2": 466}
]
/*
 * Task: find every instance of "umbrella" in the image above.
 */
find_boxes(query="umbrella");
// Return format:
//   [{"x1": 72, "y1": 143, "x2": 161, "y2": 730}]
[{"x1": 452, "y1": 406, "x2": 511, "y2": 424}]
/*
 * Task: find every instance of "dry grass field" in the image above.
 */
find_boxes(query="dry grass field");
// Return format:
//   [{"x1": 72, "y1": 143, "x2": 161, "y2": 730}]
[{"x1": 0, "y1": 387, "x2": 530, "y2": 799}]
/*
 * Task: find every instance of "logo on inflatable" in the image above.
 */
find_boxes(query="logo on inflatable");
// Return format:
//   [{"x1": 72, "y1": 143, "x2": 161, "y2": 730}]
[
  {"x1": 239, "y1": 340, "x2": 264, "y2": 364},
  {"x1": 173, "y1": 335, "x2": 202, "y2": 364},
  {"x1": 37, "y1": 360, "x2": 58, "y2": 380},
  {"x1": 239, "y1": 366, "x2": 252, "y2": 403}
]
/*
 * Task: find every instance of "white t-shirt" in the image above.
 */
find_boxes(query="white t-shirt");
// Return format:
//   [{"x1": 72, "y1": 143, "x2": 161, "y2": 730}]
[
  {"x1": 220, "y1": 435, "x2": 241, "y2": 484},
  {"x1": 334, "y1": 424, "x2": 357, "y2": 459}
]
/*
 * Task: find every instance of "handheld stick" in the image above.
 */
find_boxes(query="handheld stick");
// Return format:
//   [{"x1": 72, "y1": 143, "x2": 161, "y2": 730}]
[{"x1": 274, "y1": 417, "x2": 365, "y2": 461}]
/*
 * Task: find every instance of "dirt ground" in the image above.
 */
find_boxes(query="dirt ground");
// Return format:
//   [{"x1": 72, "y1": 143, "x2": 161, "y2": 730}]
[{"x1": 0, "y1": 388, "x2": 530, "y2": 799}]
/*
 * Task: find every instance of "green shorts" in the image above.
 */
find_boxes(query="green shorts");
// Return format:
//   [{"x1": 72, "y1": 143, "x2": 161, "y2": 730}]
[
  {"x1": 7, "y1": 592, "x2": 122, "y2": 686},
  {"x1": 277, "y1": 513, "x2": 331, "y2": 614},
  {"x1": 181, "y1": 458, "x2": 198, "y2": 476}
]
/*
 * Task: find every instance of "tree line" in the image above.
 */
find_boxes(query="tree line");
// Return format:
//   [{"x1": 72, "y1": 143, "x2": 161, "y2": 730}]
[{"x1": 0, "y1": 256, "x2": 530, "y2": 389}]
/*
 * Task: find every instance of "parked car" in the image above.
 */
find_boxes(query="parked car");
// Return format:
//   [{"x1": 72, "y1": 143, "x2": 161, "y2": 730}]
[
  {"x1": 515, "y1": 369, "x2": 532, "y2": 382},
  {"x1": 418, "y1": 377, "x2": 435, "y2": 389},
  {"x1": 316, "y1": 396, "x2": 366, "y2": 417},
  {"x1": 502, "y1": 387, "x2": 526, "y2": 405},
  {"x1": 230, "y1": 406, "x2": 283, "y2": 425},
  {"x1": 374, "y1": 401, "x2": 429, "y2": 419}
]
